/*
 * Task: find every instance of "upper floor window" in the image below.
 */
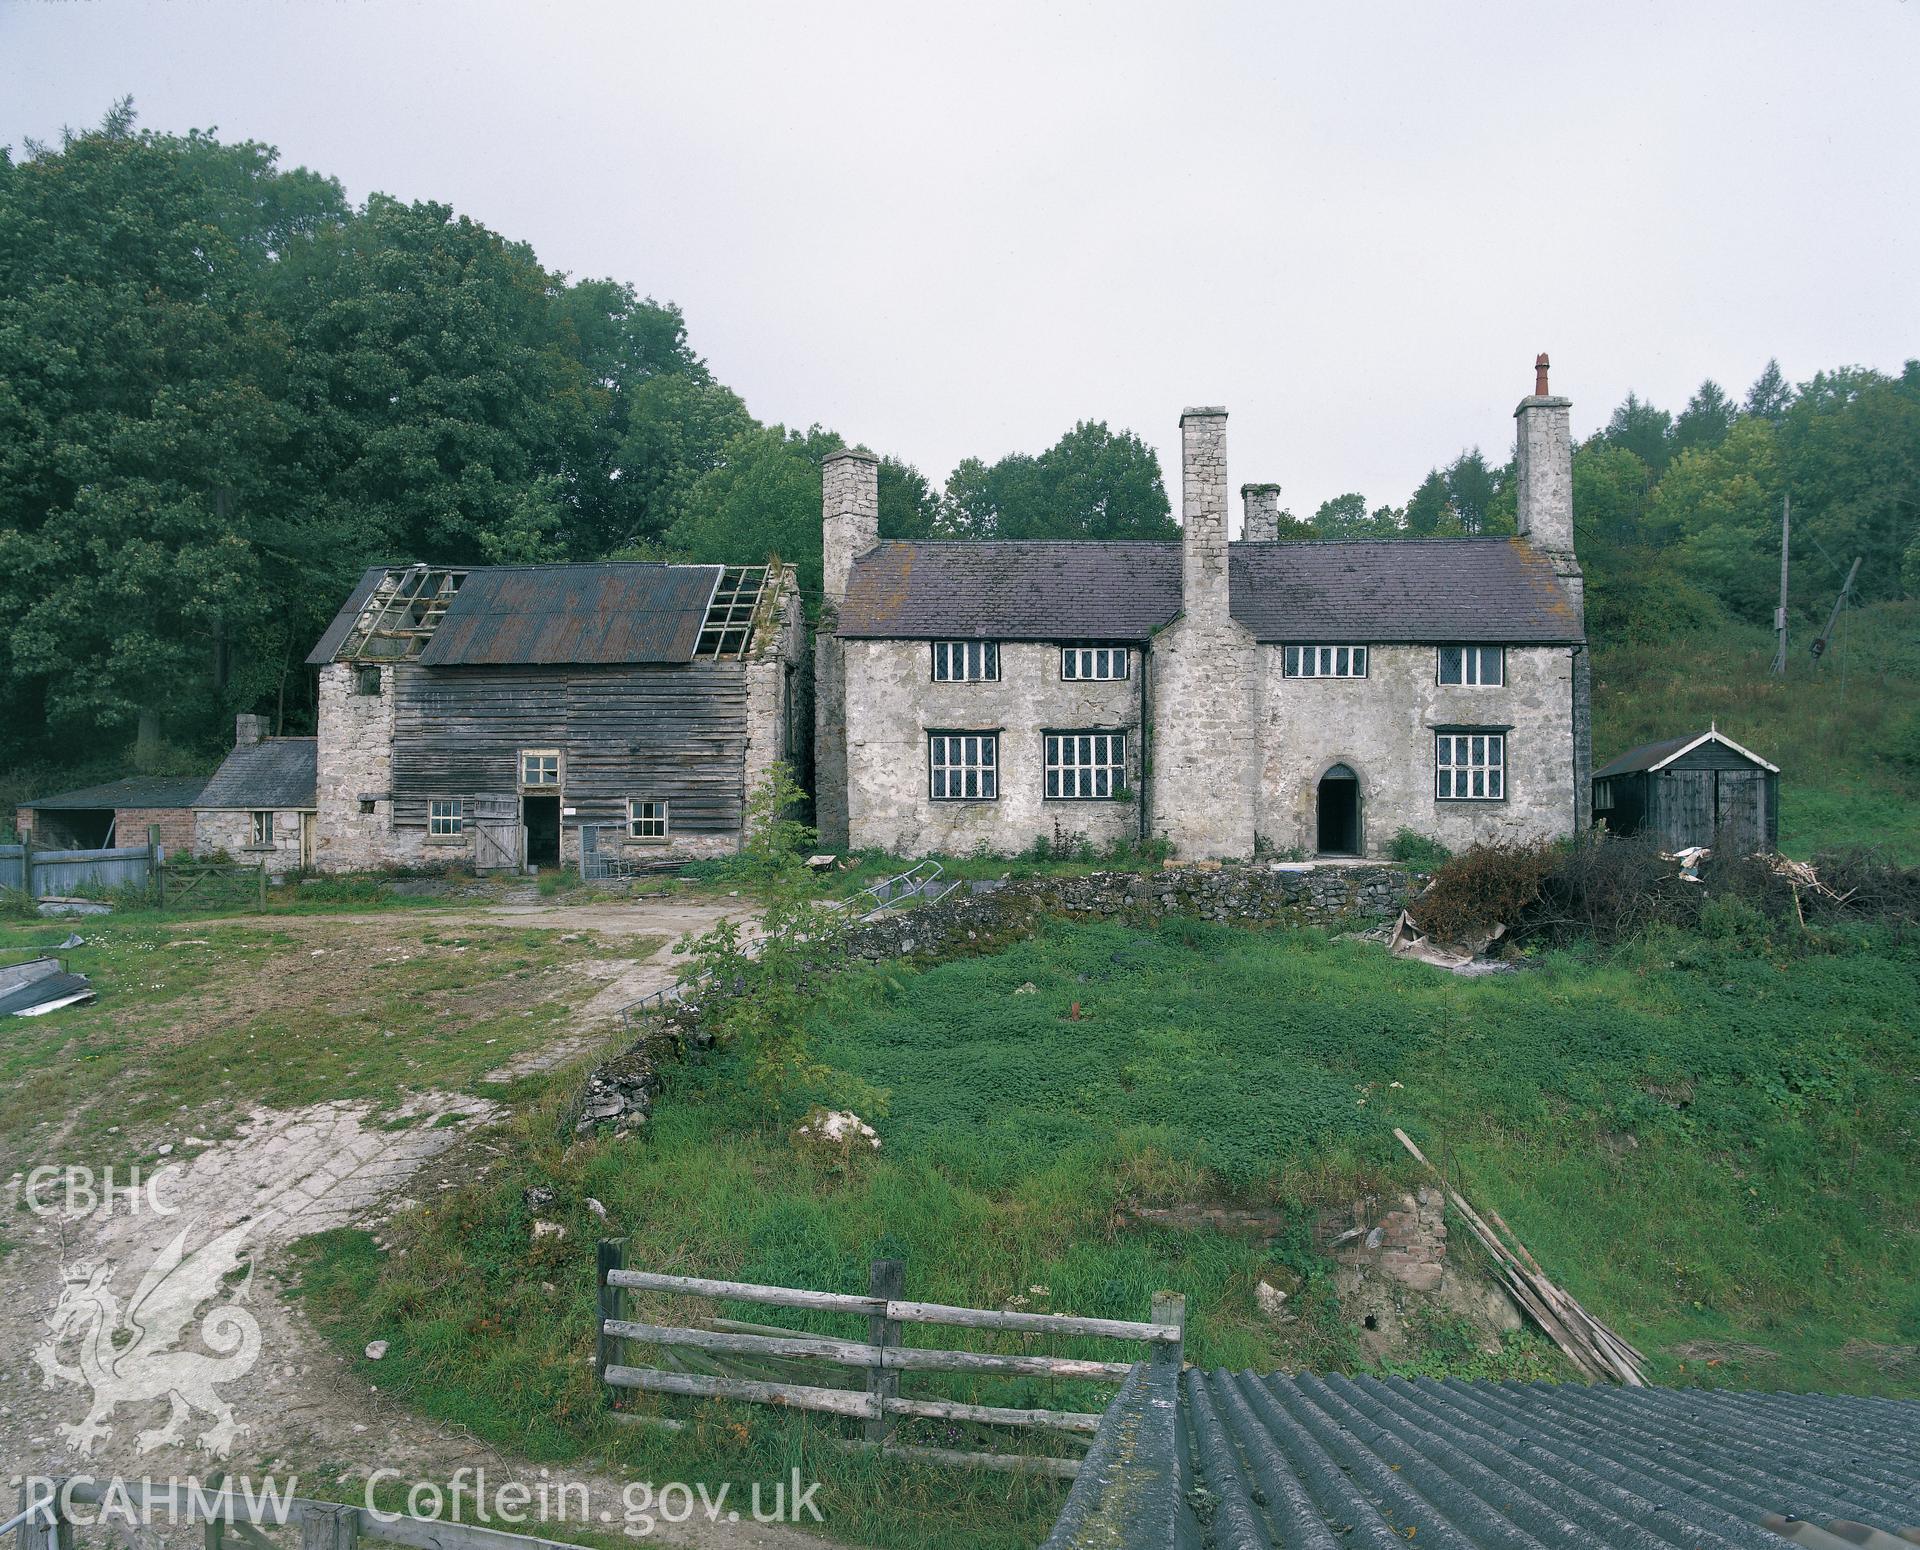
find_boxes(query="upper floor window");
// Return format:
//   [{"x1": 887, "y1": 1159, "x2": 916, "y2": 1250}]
[
  {"x1": 352, "y1": 665, "x2": 383, "y2": 696},
  {"x1": 1436, "y1": 732, "x2": 1505, "y2": 801},
  {"x1": 627, "y1": 798, "x2": 669, "y2": 841},
  {"x1": 932, "y1": 641, "x2": 999, "y2": 682},
  {"x1": 1438, "y1": 646, "x2": 1503, "y2": 686},
  {"x1": 1046, "y1": 732, "x2": 1126, "y2": 800},
  {"x1": 519, "y1": 749, "x2": 562, "y2": 788},
  {"x1": 1061, "y1": 646, "x2": 1129, "y2": 681},
  {"x1": 929, "y1": 733, "x2": 998, "y2": 800},
  {"x1": 1285, "y1": 645, "x2": 1368, "y2": 679},
  {"x1": 430, "y1": 798, "x2": 465, "y2": 836}
]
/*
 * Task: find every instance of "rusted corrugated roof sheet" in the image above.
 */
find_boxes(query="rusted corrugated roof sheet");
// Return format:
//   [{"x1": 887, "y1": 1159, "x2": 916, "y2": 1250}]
[
  {"x1": 20, "y1": 776, "x2": 208, "y2": 811},
  {"x1": 195, "y1": 739, "x2": 318, "y2": 810},
  {"x1": 838, "y1": 538, "x2": 1583, "y2": 644},
  {"x1": 1047, "y1": 1366, "x2": 1920, "y2": 1548},
  {"x1": 417, "y1": 564, "x2": 723, "y2": 666}
]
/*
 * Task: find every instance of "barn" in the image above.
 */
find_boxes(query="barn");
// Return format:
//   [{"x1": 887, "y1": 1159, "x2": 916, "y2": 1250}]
[
  {"x1": 13, "y1": 775, "x2": 206, "y2": 853},
  {"x1": 1592, "y1": 727, "x2": 1779, "y2": 853}
]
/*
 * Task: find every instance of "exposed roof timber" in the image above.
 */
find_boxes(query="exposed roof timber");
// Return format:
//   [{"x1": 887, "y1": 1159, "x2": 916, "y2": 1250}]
[{"x1": 338, "y1": 565, "x2": 469, "y2": 662}]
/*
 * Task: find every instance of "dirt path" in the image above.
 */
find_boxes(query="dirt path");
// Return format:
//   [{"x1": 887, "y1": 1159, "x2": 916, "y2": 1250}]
[{"x1": 1, "y1": 896, "x2": 842, "y2": 1549}]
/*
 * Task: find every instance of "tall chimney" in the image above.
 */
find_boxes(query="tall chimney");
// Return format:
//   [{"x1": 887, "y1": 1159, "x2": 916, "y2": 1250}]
[
  {"x1": 1179, "y1": 407, "x2": 1230, "y2": 621},
  {"x1": 821, "y1": 447, "x2": 880, "y2": 607},
  {"x1": 1514, "y1": 353, "x2": 1574, "y2": 556},
  {"x1": 235, "y1": 713, "x2": 268, "y2": 748},
  {"x1": 1240, "y1": 483, "x2": 1281, "y2": 542}
]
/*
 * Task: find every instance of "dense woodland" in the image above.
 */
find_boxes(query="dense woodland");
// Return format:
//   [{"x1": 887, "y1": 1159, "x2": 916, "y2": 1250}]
[{"x1": 2, "y1": 107, "x2": 1916, "y2": 788}]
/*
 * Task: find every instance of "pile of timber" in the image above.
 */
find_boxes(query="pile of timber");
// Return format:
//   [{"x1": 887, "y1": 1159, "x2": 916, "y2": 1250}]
[{"x1": 1394, "y1": 1128, "x2": 1649, "y2": 1386}]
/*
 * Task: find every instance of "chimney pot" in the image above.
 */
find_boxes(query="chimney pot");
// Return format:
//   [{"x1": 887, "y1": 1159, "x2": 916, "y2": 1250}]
[{"x1": 1534, "y1": 353, "x2": 1551, "y2": 397}]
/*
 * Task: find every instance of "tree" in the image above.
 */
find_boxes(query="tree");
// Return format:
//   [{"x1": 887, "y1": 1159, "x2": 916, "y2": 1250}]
[
  {"x1": 1404, "y1": 469, "x2": 1453, "y2": 535},
  {"x1": 1744, "y1": 358, "x2": 1793, "y2": 422},
  {"x1": 937, "y1": 422, "x2": 1173, "y2": 540},
  {"x1": 1602, "y1": 392, "x2": 1674, "y2": 475},
  {"x1": 1672, "y1": 379, "x2": 1737, "y2": 455},
  {"x1": 1444, "y1": 449, "x2": 1498, "y2": 533},
  {"x1": 1653, "y1": 421, "x2": 1784, "y2": 623},
  {"x1": 1311, "y1": 492, "x2": 1371, "y2": 538}
]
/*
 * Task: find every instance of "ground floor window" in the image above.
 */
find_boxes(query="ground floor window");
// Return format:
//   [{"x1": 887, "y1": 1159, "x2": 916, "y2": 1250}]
[
  {"x1": 1046, "y1": 731, "x2": 1126, "y2": 799},
  {"x1": 429, "y1": 798, "x2": 465, "y2": 836},
  {"x1": 1436, "y1": 732, "x2": 1505, "y2": 800},
  {"x1": 929, "y1": 733, "x2": 998, "y2": 800},
  {"x1": 249, "y1": 811, "x2": 273, "y2": 845},
  {"x1": 627, "y1": 798, "x2": 669, "y2": 840}
]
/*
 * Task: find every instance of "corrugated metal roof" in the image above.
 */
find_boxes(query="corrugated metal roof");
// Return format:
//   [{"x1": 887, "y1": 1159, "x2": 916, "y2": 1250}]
[
  {"x1": 420, "y1": 564, "x2": 724, "y2": 666},
  {"x1": 1596, "y1": 730, "x2": 1779, "y2": 779},
  {"x1": 194, "y1": 739, "x2": 317, "y2": 810},
  {"x1": 838, "y1": 539, "x2": 1583, "y2": 644},
  {"x1": 1046, "y1": 1366, "x2": 1920, "y2": 1549},
  {"x1": 19, "y1": 776, "x2": 208, "y2": 811}
]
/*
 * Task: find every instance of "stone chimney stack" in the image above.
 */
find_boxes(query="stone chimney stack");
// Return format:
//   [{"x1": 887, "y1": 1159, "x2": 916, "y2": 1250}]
[
  {"x1": 1514, "y1": 353, "x2": 1574, "y2": 557},
  {"x1": 235, "y1": 713, "x2": 268, "y2": 748},
  {"x1": 1179, "y1": 407, "x2": 1230, "y2": 622},
  {"x1": 821, "y1": 447, "x2": 880, "y2": 608},
  {"x1": 1240, "y1": 483, "x2": 1282, "y2": 542}
]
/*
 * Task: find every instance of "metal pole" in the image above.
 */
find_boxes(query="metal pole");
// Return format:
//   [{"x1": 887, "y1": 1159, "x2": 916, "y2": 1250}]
[{"x1": 1770, "y1": 494, "x2": 1790, "y2": 675}]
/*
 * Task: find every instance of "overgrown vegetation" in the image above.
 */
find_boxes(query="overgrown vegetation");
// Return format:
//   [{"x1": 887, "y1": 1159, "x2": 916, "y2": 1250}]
[{"x1": 291, "y1": 909, "x2": 1918, "y2": 1548}]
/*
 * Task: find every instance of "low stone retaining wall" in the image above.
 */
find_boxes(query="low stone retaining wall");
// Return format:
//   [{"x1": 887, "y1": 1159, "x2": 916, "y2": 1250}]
[{"x1": 839, "y1": 862, "x2": 1410, "y2": 963}]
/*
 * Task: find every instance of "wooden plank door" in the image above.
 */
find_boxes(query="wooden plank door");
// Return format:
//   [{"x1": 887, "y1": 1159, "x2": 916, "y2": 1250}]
[
  {"x1": 1714, "y1": 771, "x2": 1766, "y2": 854},
  {"x1": 1661, "y1": 769, "x2": 1715, "y2": 850}
]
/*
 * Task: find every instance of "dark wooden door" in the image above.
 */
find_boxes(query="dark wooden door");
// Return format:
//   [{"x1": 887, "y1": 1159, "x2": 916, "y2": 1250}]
[
  {"x1": 1715, "y1": 771, "x2": 1766, "y2": 854},
  {"x1": 1661, "y1": 769, "x2": 1715, "y2": 850}
]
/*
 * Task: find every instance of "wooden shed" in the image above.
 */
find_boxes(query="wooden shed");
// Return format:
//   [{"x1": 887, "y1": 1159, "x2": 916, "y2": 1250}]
[{"x1": 1592, "y1": 728, "x2": 1780, "y2": 853}]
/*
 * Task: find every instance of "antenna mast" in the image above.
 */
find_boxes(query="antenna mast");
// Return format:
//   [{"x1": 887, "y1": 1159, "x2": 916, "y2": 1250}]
[{"x1": 1769, "y1": 494, "x2": 1790, "y2": 675}]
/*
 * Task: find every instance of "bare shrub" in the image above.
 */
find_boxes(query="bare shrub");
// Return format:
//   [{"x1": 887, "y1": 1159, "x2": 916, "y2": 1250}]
[{"x1": 1408, "y1": 840, "x2": 1559, "y2": 944}]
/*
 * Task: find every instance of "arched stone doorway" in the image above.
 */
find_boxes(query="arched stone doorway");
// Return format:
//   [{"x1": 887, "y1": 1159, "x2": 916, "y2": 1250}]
[{"x1": 1316, "y1": 763, "x2": 1362, "y2": 856}]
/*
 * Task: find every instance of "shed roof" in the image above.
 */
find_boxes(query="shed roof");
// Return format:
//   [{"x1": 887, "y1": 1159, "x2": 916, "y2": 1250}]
[
  {"x1": 1595, "y1": 728, "x2": 1780, "y2": 779},
  {"x1": 837, "y1": 538, "x2": 1583, "y2": 643},
  {"x1": 195, "y1": 739, "x2": 318, "y2": 811},
  {"x1": 308, "y1": 564, "x2": 731, "y2": 668},
  {"x1": 19, "y1": 776, "x2": 207, "y2": 812},
  {"x1": 1047, "y1": 1363, "x2": 1920, "y2": 1549}
]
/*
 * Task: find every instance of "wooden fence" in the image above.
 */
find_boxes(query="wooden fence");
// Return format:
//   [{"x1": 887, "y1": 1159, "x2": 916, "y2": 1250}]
[
  {"x1": 597, "y1": 1243, "x2": 1183, "y2": 1478},
  {"x1": 12, "y1": 1478, "x2": 578, "y2": 1550},
  {"x1": 0, "y1": 838, "x2": 159, "y2": 899}
]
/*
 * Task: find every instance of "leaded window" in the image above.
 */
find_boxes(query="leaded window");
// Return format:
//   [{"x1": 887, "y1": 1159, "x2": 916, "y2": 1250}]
[
  {"x1": 1046, "y1": 732, "x2": 1126, "y2": 799},
  {"x1": 929, "y1": 733, "x2": 998, "y2": 800},
  {"x1": 1435, "y1": 733, "x2": 1505, "y2": 801}
]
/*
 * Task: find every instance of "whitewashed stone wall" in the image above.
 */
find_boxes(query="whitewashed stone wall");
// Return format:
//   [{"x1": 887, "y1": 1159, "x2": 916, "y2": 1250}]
[
  {"x1": 1254, "y1": 643, "x2": 1579, "y2": 857},
  {"x1": 843, "y1": 640, "x2": 1143, "y2": 855}
]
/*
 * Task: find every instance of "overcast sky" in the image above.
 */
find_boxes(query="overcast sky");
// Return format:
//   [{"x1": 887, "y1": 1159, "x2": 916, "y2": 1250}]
[{"x1": 5, "y1": 0, "x2": 1916, "y2": 530}]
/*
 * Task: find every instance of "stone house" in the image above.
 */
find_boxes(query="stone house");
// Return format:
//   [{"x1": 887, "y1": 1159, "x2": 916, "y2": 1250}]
[
  {"x1": 192, "y1": 715, "x2": 318, "y2": 874},
  {"x1": 304, "y1": 561, "x2": 805, "y2": 872},
  {"x1": 816, "y1": 360, "x2": 1589, "y2": 860}
]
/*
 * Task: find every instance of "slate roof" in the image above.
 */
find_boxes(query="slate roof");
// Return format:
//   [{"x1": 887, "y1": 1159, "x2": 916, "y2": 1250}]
[
  {"x1": 19, "y1": 776, "x2": 208, "y2": 811},
  {"x1": 1047, "y1": 1363, "x2": 1920, "y2": 1549},
  {"x1": 1596, "y1": 730, "x2": 1780, "y2": 779},
  {"x1": 195, "y1": 739, "x2": 318, "y2": 810},
  {"x1": 307, "y1": 564, "x2": 728, "y2": 668},
  {"x1": 837, "y1": 539, "x2": 1582, "y2": 644}
]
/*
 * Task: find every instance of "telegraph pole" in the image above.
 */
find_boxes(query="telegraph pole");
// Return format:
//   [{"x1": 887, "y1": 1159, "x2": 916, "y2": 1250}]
[
  {"x1": 1769, "y1": 494, "x2": 1790, "y2": 675},
  {"x1": 1809, "y1": 556, "x2": 1862, "y2": 665}
]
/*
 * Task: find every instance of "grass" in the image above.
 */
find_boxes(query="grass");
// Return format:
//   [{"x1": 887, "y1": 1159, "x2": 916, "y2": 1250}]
[
  {"x1": 0, "y1": 915, "x2": 643, "y2": 1166},
  {"x1": 291, "y1": 912, "x2": 1920, "y2": 1550},
  {"x1": 1592, "y1": 599, "x2": 1920, "y2": 861}
]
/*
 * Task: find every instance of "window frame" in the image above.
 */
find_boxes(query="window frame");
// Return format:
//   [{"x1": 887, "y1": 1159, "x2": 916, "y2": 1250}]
[
  {"x1": 930, "y1": 641, "x2": 1000, "y2": 683},
  {"x1": 1283, "y1": 645, "x2": 1369, "y2": 679},
  {"x1": 1437, "y1": 645, "x2": 1505, "y2": 687},
  {"x1": 626, "y1": 798, "x2": 670, "y2": 842},
  {"x1": 1434, "y1": 730, "x2": 1507, "y2": 802},
  {"x1": 429, "y1": 797, "x2": 466, "y2": 836},
  {"x1": 249, "y1": 810, "x2": 273, "y2": 846},
  {"x1": 1060, "y1": 646, "x2": 1130, "y2": 682},
  {"x1": 1044, "y1": 730, "x2": 1128, "y2": 801},
  {"x1": 928, "y1": 731, "x2": 1000, "y2": 802},
  {"x1": 518, "y1": 748, "x2": 563, "y2": 789}
]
